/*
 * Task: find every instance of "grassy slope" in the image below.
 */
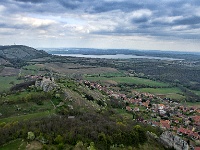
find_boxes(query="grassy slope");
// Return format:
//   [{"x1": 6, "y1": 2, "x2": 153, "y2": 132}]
[
  {"x1": 0, "y1": 110, "x2": 55, "y2": 123},
  {"x1": 0, "y1": 139, "x2": 26, "y2": 150},
  {"x1": 21, "y1": 64, "x2": 46, "y2": 76},
  {"x1": 0, "y1": 76, "x2": 23, "y2": 92},
  {"x1": 192, "y1": 90, "x2": 200, "y2": 96}
]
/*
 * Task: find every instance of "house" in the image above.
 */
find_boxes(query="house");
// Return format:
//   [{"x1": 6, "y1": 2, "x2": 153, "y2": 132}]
[
  {"x1": 192, "y1": 115, "x2": 200, "y2": 124},
  {"x1": 191, "y1": 132, "x2": 200, "y2": 140},
  {"x1": 159, "y1": 109, "x2": 166, "y2": 115},
  {"x1": 195, "y1": 147, "x2": 200, "y2": 150},
  {"x1": 151, "y1": 121, "x2": 160, "y2": 127},
  {"x1": 158, "y1": 104, "x2": 165, "y2": 110},
  {"x1": 177, "y1": 127, "x2": 189, "y2": 135},
  {"x1": 160, "y1": 120, "x2": 170, "y2": 129},
  {"x1": 177, "y1": 127, "x2": 199, "y2": 140},
  {"x1": 126, "y1": 106, "x2": 132, "y2": 111},
  {"x1": 143, "y1": 100, "x2": 150, "y2": 108},
  {"x1": 133, "y1": 107, "x2": 140, "y2": 112}
]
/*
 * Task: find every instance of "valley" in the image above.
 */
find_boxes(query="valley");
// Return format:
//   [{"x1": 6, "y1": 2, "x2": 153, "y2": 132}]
[{"x1": 0, "y1": 45, "x2": 200, "y2": 150}]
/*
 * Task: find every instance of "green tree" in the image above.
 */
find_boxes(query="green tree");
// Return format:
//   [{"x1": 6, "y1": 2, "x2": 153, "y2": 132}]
[
  {"x1": 27, "y1": 131, "x2": 35, "y2": 141},
  {"x1": 74, "y1": 141, "x2": 86, "y2": 150},
  {"x1": 54, "y1": 135, "x2": 64, "y2": 145},
  {"x1": 87, "y1": 142, "x2": 96, "y2": 150}
]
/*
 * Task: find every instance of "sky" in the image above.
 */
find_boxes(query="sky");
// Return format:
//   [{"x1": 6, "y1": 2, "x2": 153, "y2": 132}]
[{"x1": 0, "y1": 0, "x2": 200, "y2": 51}]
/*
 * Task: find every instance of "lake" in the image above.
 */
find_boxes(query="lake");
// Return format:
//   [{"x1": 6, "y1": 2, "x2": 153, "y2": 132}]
[{"x1": 54, "y1": 54, "x2": 183, "y2": 60}]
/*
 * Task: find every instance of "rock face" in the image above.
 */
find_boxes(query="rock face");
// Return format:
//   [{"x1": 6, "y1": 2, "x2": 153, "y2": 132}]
[
  {"x1": 0, "y1": 45, "x2": 49, "y2": 60},
  {"x1": 159, "y1": 131, "x2": 189, "y2": 150},
  {"x1": 35, "y1": 76, "x2": 58, "y2": 92}
]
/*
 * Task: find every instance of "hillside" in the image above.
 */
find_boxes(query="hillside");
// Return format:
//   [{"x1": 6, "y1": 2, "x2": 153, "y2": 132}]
[
  {"x1": 0, "y1": 46, "x2": 199, "y2": 149},
  {"x1": 0, "y1": 45, "x2": 49, "y2": 61}
]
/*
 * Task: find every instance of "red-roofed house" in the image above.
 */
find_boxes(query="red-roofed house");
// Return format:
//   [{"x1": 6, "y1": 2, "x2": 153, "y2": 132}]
[
  {"x1": 160, "y1": 120, "x2": 170, "y2": 129},
  {"x1": 158, "y1": 104, "x2": 165, "y2": 110},
  {"x1": 195, "y1": 147, "x2": 200, "y2": 150},
  {"x1": 192, "y1": 115, "x2": 200, "y2": 124}
]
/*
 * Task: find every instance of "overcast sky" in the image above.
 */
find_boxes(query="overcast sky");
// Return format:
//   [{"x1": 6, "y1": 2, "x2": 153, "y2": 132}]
[{"x1": 0, "y1": 0, "x2": 200, "y2": 51}]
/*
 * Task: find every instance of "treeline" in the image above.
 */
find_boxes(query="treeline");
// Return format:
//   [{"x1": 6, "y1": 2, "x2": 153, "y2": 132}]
[
  {"x1": 0, "y1": 111, "x2": 162, "y2": 149},
  {"x1": 10, "y1": 81, "x2": 36, "y2": 91},
  {"x1": 179, "y1": 85, "x2": 200, "y2": 102}
]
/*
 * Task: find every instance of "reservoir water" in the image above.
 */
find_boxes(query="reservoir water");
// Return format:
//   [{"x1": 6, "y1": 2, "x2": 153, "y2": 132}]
[{"x1": 54, "y1": 54, "x2": 183, "y2": 60}]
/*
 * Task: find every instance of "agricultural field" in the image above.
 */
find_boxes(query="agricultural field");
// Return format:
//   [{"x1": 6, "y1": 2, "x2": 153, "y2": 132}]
[
  {"x1": 185, "y1": 102, "x2": 200, "y2": 107},
  {"x1": 85, "y1": 76, "x2": 169, "y2": 87},
  {"x1": 21, "y1": 64, "x2": 47, "y2": 76},
  {"x1": 44, "y1": 62, "x2": 118, "y2": 75},
  {"x1": 0, "y1": 67, "x2": 20, "y2": 76},
  {"x1": 134, "y1": 88, "x2": 185, "y2": 101}
]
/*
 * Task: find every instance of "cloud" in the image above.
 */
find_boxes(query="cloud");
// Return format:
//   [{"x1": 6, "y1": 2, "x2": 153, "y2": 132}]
[
  {"x1": 58, "y1": 0, "x2": 82, "y2": 10},
  {"x1": 174, "y1": 16, "x2": 200, "y2": 25},
  {"x1": 89, "y1": 1, "x2": 142, "y2": 13},
  {"x1": 0, "y1": 5, "x2": 6, "y2": 12},
  {"x1": 14, "y1": 0, "x2": 47, "y2": 3},
  {"x1": 0, "y1": 0, "x2": 200, "y2": 51},
  {"x1": 131, "y1": 9, "x2": 152, "y2": 23}
]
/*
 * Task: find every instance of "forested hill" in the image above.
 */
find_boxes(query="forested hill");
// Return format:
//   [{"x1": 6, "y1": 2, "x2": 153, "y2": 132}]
[{"x1": 0, "y1": 45, "x2": 49, "y2": 61}]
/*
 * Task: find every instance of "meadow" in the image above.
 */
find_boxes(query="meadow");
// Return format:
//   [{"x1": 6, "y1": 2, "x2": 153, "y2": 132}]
[
  {"x1": 0, "y1": 110, "x2": 55, "y2": 123},
  {"x1": 85, "y1": 76, "x2": 169, "y2": 87},
  {"x1": 0, "y1": 76, "x2": 23, "y2": 92},
  {"x1": 134, "y1": 88, "x2": 185, "y2": 101},
  {"x1": 0, "y1": 139, "x2": 26, "y2": 150}
]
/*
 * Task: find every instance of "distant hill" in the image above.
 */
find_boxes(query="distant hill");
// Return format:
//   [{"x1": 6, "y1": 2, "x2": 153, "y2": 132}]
[
  {"x1": 45, "y1": 48, "x2": 200, "y2": 60},
  {"x1": 0, "y1": 45, "x2": 49, "y2": 61}
]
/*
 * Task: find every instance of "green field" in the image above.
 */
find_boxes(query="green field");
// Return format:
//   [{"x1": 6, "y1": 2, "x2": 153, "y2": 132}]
[
  {"x1": 85, "y1": 76, "x2": 169, "y2": 87},
  {"x1": 134, "y1": 87, "x2": 181, "y2": 94},
  {"x1": 21, "y1": 64, "x2": 44, "y2": 76},
  {"x1": 0, "y1": 100, "x2": 54, "y2": 118},
  {"x1": 0, "y1": 76, "x2": 23, "y2": 92},
  {"x1": 134, "y1": 88, "x2": 185, "y2": 100},
  {"x1": 22, "y1": 64, "x2": 45, "y2": 70},
  {"x1": 0, "y1": 110, "x2": 55, "y2": 123},
  {"x1": 185, "y1": 102, "x2": 200, "y2": 107},
  {"x1": 0, "y1": 139, "x2": 26, "y2": 150},
  {"x1": 100, "y1": 72, "x2": 125, "y2": 77}
]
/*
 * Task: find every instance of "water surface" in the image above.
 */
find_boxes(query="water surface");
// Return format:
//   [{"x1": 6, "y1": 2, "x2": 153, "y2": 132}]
[{"x1": 54, "y1": 54, "x2": 183, "y2": 60}]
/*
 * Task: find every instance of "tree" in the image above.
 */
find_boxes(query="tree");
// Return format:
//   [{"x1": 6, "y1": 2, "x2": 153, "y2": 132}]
[
  {"x1": 87, "y1": 142, "x2": 96, "y2": 150},
  {"x1": 27, "y1": 131, "x2": 35, "y2": 141},
  {"x1": 74, "y1": 141, "x2": 86, "y2": 150},
  {"x1": 54, "y1": 135, "x2": 64, "y2": 145}
]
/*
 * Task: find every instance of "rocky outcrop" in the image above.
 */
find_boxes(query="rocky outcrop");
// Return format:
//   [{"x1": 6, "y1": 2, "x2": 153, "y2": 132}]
[
  {"x1": 159, "y1": 131, "x2": 189, "y2": 150},
  {"x1": 35, "y1": 76, "x2": 58, "y2": 92}
]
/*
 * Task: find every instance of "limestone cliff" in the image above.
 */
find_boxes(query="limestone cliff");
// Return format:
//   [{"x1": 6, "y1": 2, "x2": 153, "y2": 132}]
[
  {"x1": 35, "y1": 76, "x2": 58, "y2": 92},
  {"x1": 159, "y1": 131, "x2": 189, "y2": 150}
]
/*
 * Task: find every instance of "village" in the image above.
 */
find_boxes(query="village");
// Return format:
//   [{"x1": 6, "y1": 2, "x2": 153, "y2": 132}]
[{"x1": 83, "y1": 80, "x2": 200, "y2": 150}]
